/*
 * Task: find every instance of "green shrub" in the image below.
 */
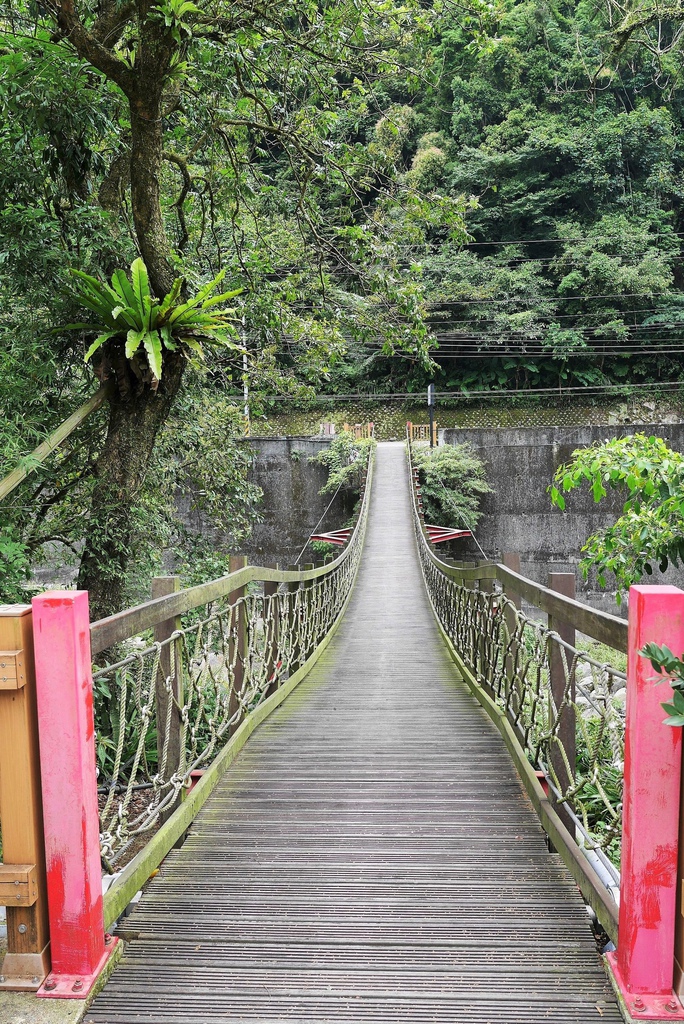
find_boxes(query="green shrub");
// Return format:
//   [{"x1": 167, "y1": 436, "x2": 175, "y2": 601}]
[
  {"x1": 311, "y1": 430, "x2": 376, "y2": 496},
  {"x1": 413, "y1": 442, "x2": 492, "y2": 529}
]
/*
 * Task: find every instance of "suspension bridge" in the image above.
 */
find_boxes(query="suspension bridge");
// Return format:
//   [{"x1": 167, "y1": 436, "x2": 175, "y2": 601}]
[{"x1": 1, "y1": 437, "x2": 683, "y2": 1023}]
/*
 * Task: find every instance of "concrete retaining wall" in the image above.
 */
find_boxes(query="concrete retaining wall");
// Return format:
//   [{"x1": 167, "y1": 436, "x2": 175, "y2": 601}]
[
  {"x1": 440, "y1": 424, "x2": 684, "y2": 614},
  {"x1": 200, "y1": 437, "x2": 353, "y2": 566}
]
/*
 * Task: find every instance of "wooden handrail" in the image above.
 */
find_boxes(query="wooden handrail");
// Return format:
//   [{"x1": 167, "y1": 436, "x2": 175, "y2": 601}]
[
  {"x1": 90, "y1": 453, "x2": 375, "y2": 656},
  {"x1": 497, "y1": 564, "x2": 627, "y2": 651},
  {"x1": 406, "y1": 433, "x2": 627, "y2": 652},
  {"x1": 0, "y1": 385, "x2": 111, "y2": 503}
]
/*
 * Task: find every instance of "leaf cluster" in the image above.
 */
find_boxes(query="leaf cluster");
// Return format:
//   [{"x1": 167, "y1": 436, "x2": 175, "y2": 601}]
[
  {"x1": 69, "y1": 257, "x2": 242, "y2": 385},
  {"x1": 550, "y1": 433, "x2": 684, "y2": 598},
  {"x1": 412, "y1": 442, "x2": 492, "y2": 529},
  {"x1": 311, "y1": 430, "x2": 376, "y2": 496},
  {"x1": 641, "y1": 642, "x2": 684, "y2": 726}
]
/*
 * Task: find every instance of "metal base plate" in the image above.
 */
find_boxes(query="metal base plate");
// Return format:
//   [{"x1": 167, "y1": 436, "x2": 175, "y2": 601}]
[
  {"x1": 0, "y1": 945, "x2": 50, "y2": 991},
  {"x1": 606, "y1": 951, "x2": 684, "y2": 1020},
  {"x1": 36, "y1": 938, "x2": 119, "y2": 1000}
]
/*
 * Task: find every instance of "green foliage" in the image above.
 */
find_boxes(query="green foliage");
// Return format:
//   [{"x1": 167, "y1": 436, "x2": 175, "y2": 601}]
[
  {"x1": 575, "y1": 716, "x2": 623, "y2": 866},
  {"x1": 0, "y1": 378, "x2": 263, "y2": 608},
  {"x1": 577, "y1": 638, "x2": 627, "y2": 676},
  {"x1": 640, "y1": 642, "x2": 684, "y2": 727},
  {"x1": 69, "y1": 258, "x2": 242, "y2": 384},
  {"x1": 0, "y1": 527, "x2": 32, "y2": 603},
  {"x1": 120, "y1": 386, "x2": 264, "y2": 603},
  {"x1": 311, "y1": 431, "x2": 376, "y2": 496},
  {"x1": 94, "y1": 666, "x2": 158, "y2": 780},
  {"x1": 413, "y1": 442, "x2": 492, "y2": 529},
  {"x1": 550, "y1": 434, "x2": 684, "y2": 598},
  {"x1": 311, "y1": 539, "x2": 337, "y2": 562},
  {"x1": 8, "y1": 0, "x2": 684, "y2": 604}
]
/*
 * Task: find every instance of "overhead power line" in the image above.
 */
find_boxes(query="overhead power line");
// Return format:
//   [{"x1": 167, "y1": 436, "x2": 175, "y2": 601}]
[
  {"x1": 351, "y1": 230, "x2": 684, "y2": 253},
  {"x1": 249, "y1": 381, "x2": 684, "y2": 401},
  {"x1": 456, "y1": 230, "x2": 684, "y2": 247},
  {"x1": 425, "y1": 291, "x2": 677, "y2": 305},
  {"x1": 349, "y1": 348, "x2": 684, "y2": 360},
  {"x1": 422, "y1": 308, "x2": 680, "y2": 324}
]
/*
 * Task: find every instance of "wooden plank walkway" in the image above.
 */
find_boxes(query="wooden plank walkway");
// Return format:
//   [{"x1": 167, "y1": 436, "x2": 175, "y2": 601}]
[{"x1": 88, "y1": 442, "x2": 620, "y2": 1023}]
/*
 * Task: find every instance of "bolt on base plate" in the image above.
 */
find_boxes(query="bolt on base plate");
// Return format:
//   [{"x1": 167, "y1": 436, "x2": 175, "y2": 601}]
[
  {"x1": 36, "y1": 936, "x2": 119, "y2": 1000},
  {"x1": 605, "y1": 951, "x2": 684, "y2": 1021}
]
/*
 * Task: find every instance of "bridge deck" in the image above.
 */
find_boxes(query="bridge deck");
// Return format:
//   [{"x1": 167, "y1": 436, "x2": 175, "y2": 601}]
[{"x1": 88, "y1": 442, "x2": 620, "y2": 1023}]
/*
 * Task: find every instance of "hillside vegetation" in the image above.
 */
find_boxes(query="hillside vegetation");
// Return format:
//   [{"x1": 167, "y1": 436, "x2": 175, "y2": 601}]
[{"x1": 2, "y1": 0, "x2": 684, "y2": 609}]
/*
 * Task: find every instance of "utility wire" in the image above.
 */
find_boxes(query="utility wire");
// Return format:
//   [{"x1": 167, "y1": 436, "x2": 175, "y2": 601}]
[
  {"x1": 420, "y1": 308, "x2": 682, "y2": 323},
  {"x1": 423, "y1": 291, "x2": 677, "y2": 305},
  {"x1": 387, "y1": 230, "x2": 684, "y2": 248}
]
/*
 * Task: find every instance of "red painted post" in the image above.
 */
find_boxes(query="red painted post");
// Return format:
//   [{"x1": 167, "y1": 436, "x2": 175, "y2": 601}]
[
  {"x1": 31, "y1": 591, "x2": 117, "y2": 999},
  {"x1": 606, "y1": 585, "x2": 684, "y2": 1020}
]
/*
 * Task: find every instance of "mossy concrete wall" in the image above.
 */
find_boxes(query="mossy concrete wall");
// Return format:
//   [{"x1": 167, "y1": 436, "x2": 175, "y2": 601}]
[
  {"x1": 237, "y1": 437, "x2": 354, "y2": 565},
  {"x1": 441, "y1": 423, "x2": 684, "y2": 614}
]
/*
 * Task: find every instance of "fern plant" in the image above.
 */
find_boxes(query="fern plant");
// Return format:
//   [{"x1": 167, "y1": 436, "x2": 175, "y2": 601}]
[{"x1": 67, "y1": 257, "x2": 242, "y2": 385}]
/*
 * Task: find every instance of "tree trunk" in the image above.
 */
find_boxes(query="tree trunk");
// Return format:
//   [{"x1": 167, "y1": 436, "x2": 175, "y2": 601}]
[
  {"x1": 77, "y1": 351, "x2": 185, "y2": 621},
  {"x1": 130, "y1": 103, "x2": 176, "y2": 296},
  {"x1": 63, "y1": 7, "x2": 183, "y2": 620},
  {"x1": 129, "y1": 9, "x2": 177, "y2": 297}
]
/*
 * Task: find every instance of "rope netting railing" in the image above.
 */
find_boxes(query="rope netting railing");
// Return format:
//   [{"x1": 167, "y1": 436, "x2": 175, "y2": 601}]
[
  {"x1": 407, "y1": 439, "x2": 626, "y2": 893},
  {"x1": 91, "y1": 451, "x2": 374, "y2": 869}
]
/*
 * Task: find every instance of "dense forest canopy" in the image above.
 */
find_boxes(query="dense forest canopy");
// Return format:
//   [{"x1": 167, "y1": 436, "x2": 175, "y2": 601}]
[{"x1": 2, "y1": 0, "x2": 684, "y2": 612}]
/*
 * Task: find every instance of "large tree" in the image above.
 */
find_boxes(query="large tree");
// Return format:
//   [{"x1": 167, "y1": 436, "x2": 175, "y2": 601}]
[{"x1": 1, "y1": 0, "x2": 459, "y2": 618}]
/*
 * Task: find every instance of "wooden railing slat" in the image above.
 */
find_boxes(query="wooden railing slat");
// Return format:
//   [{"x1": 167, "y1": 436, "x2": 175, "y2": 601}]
[
  {"x1": 0, "y1": 385, "x2": 110, "y2": 503},
  {"x1": 90, "y1": 456, "x2": 375, "y2": 655},
  {"x1": 496, "y1": 565, "x2": 628, "y2": 652}
]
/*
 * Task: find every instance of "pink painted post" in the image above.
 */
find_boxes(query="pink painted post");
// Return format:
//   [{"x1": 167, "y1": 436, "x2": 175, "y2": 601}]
[
  {"x1": 31, "y1": 591, "x2": 117, "y2": 999},
  {"x1": 606, "y1": 585, "x2": 684, "y2": 1020}
]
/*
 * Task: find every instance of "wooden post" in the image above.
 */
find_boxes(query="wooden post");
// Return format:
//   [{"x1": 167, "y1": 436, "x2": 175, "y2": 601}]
[
  {"x1": 263, "y1": 564, "x2": 280, "y2": 693},
  {"x1": 502, "y1": 552, "x2": 521, "y2": 602},
  {"x1": 151, "y1": 576, "x2": 183, "y2": 815},
  {"x1": 287, "y1": 565, "x2": 302, "y2": 675},
  {"x1": 606, "y1": 585, "x2": 684, "y2": 1020},
  {"x1": 32, "y1": 591, "x2": 118, "y2": 999},
  {"x1": 502, "y1": 553, "x2": 521, "y2": 711},
  {"x1": 478, "y1": 575, "x2": 495, "y2": 690},
  {"x1": 228, "y1": 555, "x2": 247, "y2": 729},
  {"x1": 547, "y1": 572, "x2": 576, "y2": 834},
  {"x1": 0, "y1": 605, "x2": 50, "y2": 991},
  {"x1": 302, "y1": 563, "x2": 315, "y2": 662}
]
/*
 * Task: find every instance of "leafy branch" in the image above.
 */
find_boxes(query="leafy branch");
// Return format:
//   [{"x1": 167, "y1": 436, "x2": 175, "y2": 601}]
[
  {"x1": 549, "y1": 434, "x2": 684, "y2": 599},
  {"x1": 641, "y1": 642, "x2": 684, "y2": 726}
]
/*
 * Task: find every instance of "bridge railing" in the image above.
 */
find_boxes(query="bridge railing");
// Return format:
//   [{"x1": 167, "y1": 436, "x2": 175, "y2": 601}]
[
  {"x1": 407, "y1": 437, "x2": 626, "y2": 940},
  {"x1": 0, "y1": 448, "x2": 373, "y2": 996},
  {"x1": 91, "y1": 540, "x2": 366, "y2": 872},
  {"x1": 412, "y1": 433, "x2": 684, "y2": 1013},
  {"x1": 92, "y1": 447, "x2": 373, "y2": 914}
]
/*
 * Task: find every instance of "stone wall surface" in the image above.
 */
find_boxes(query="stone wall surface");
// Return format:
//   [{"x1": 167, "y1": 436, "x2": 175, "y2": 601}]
[
  {"x1": 440, "y1": 423, "x2": 684, "y2": 614},
  {"x1": 188, "y1": 436, "x2": 353, "y2": 566}
]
